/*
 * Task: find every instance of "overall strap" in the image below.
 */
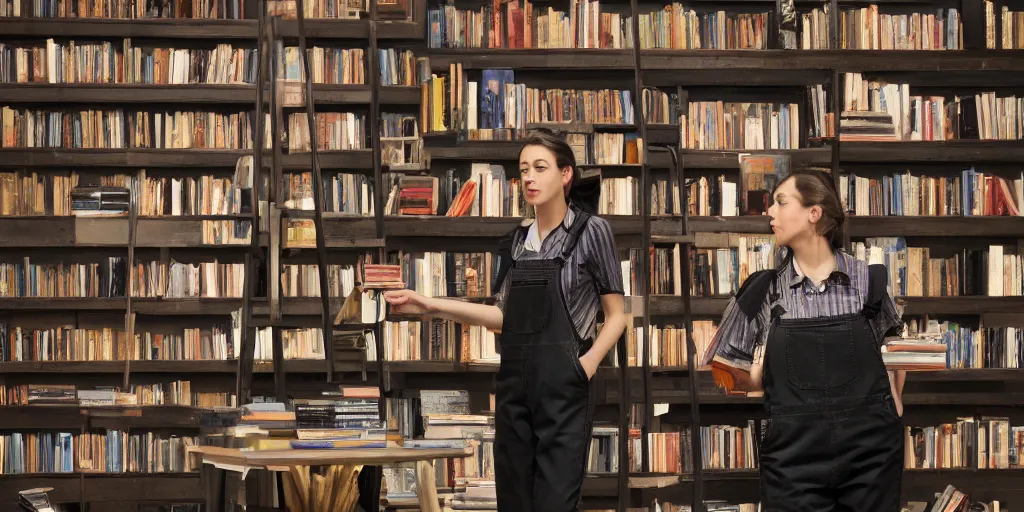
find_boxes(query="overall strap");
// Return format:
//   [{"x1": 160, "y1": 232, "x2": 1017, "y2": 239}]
[
  {"x1": 862, "y1": 263, "x2": 889, "y2": 320},
  {"x1": 559, "y1": 210, "x2": 592, "y2": 262},
  {"x1": 735, "y1": 249, "x2": 793, "y2": 320},
  {"x1": 493, "y1": 225, "x2": 526, "y2": 293}
]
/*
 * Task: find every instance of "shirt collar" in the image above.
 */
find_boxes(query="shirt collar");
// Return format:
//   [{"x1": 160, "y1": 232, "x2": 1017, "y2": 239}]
[
  {"x1": 787, "y1": 250, "x2": 852, "y2": 290},
  {"x1": 523, "y1": 205, "x2": 576, "y2": 252}
]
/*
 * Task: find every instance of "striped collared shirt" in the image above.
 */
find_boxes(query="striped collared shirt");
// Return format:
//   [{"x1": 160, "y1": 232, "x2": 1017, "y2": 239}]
[
  {"x1": 494, "y1": 205, "x2": 624, "y2": 342},
  {"x1": 703, "y1": 249, "x2": 902, "y2": 369}
]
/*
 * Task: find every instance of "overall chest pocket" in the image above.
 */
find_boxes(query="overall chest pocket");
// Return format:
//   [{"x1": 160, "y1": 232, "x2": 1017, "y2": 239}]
[
  {"x1": 783, "y1": 324, "x2": 859, "y2": 391},
  {"x1": 504, "y1": 273, "x2": 553, "y2": 335}
]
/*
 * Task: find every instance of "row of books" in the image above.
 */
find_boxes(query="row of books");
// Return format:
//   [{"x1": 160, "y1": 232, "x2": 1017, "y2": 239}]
[
  {"x1": 0, "y1": 40, "x2": 258, "y2": 85},
  {"x1": 843, "y1": 72, "x2": 1021, "y2": 142},
  {"x1": 425, "y1": 0, "x2": 974, "y2": 51},
  {"x1": 421, "y1": 65, "x2": 635, "y2": 139},
  {"x1": 0, "y1": 0, "x2": 373, "y2": 19},
  {"x1": 0, "y1": 431, "x2": 198, "y2": 474},
  {"x1": 0, "y1": 42, "x2": 433, "y2": 87},
  {"x1": 1, "y1": 381, "x2": 237, "y2": 407},
  {"x1": 7, "y1": 166, "x2": 1022, "y2": 222},
  {"x1": 1, "y1": 107, "x2": 270, "y2": 149}
]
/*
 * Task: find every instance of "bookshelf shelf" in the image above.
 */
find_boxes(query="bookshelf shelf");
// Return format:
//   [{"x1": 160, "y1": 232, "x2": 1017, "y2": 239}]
[
  {"x1": 82, "y1": 472, "x2": 202, "y2": 504},
  {"x1": 128, "y1": 360, "x2": 239, "y2": 373},
  {"x1": 379, "y1": 86, "x2": 422, "y2": 105},
  {"x1": 906, "y1": 369, "x2": 1024, "y2": 382},
  {"x1": 622, "y1": 470, "x2": 1024, "y2": 503},
  {"x1": 383, "y1": 216, "x2": 520, "y2": 237},
  {"x1": 280, "y1": 150, "x2": 374, "y2": 170},
  {"x1": 0, "y1": 406, "x2": 91, "y2": 429},
  {"x1": 376, "y1": 20, "x2": 425, "y2": 41},
  {"x1": 640, "y1": 50, "x2": 1024, "y2": 72},
  {"x1": 0, "y1": 361, "x2": 128, "y2": 373},
  {"x1": 0, "y1": 17, "x2": 423, "y2": 41},
  {"x1": 0, "y1": 405, "x2": 220, "y2": 429},
  {"x1": 284, "y1": 85, "x2": 420, "y2": 105},
  {"x1": 427, "y1": 48, "x2": 636, "y2": 71},
  {"x1": 685, "y1": 216, "x2": 771, "y2": 234},
  {"x1": 0, "y1": 83, "x2": 256, "y2": 104},
  {"x1": 840, "y1": 141, "x2": 1024, "y2": 163},
  {"x1": 426, "y1": 49, "x2": 1024, "y2": 73},
  {"x1": 694, "y1": 470, "x2": 761, "y2": 482},
  {"x1": 679, "y1": 216, "x2": 1024, "y2": 237},
  {"x1": 847, "y1": 216, "x2": 1024, "y2": 238},
  {"x1": 583, "y1": 473, "x2": 684, "y2": 497},
  {"x1": 0, "y1": 360, "x2": 335, "y2": 375},
  {"x1": 425, "y1": 142, "x2": 522, "y2": 161},
  {"x1": 377, "y1": 215, "x2": 657, "y2": 238},
  {"x1": 900, "y1": 296, "x2": 1024, "y2": 315},
  {"x1": 650, "y1": 296, "x2": 1024, "y2": 317},
  {"x1": 680, "y1": 148, "x2": 832, "y2": 168},
  {"x1": 276, "y1": 19, "x2": 421, "y2": 40},
  {"x1": 0, "y1": 298, "x2": 127, "y2": 310},
  {"x1": 0, "y1": 84, "x2": 421, "y2": 106},
  {"x1": 644, "y1": 68, "x2": 832, "y2": 87},
  {"x1": 132, "y1": 298, "x2": 244, "y2": 315},
  {"x1": 0, "y1": 18, "x2": 257, "y2": 39},
  {"x1": 0, "y1": 148, "x2": 251, "y2": 168},
  {"x1": 0, "y1": 474, "x2": 80, "y2": 507},
  {"x1": 637, "y1": 390, "x2": 1024, "y2": 409},
  {"x1": 0, "y1": 216, "x2": 129, "y2": 247}
]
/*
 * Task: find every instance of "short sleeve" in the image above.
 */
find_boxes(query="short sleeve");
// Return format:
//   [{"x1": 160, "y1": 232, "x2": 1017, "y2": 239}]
[
  {"x1": 865, "y1": 264, "x2": 904, "y2": 347},
  {"x1": 582, "y1": 217, "x2": 624, "y2": 296},
  {"x1": 702, "y1": 296, "x2": 764, "y2": 370},
  {"x1": 868, "y1": 289, "x2": 903, "y2": 347}
]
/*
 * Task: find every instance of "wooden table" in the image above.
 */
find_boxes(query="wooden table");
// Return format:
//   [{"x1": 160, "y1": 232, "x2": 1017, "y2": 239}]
[{"x1": 192, "y1": 446, "x2": 473, "y2": 512}]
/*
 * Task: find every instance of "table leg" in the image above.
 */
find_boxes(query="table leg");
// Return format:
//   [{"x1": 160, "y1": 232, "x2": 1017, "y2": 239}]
[
  {"x1": 282, "y1": 464, "x2": 363, "y2": 512},
  {"x1": 414, "y1": 460, "x2": 441, "y2": 512}
]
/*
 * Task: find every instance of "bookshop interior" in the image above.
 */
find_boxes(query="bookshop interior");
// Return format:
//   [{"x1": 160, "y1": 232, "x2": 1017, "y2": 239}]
[{"x1": 1, "y1": 0, "x2": 1024, "y2": 510}]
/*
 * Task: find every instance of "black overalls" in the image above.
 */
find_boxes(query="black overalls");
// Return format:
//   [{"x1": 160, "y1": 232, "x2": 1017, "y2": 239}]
[
  {"x1": 493, "y1": 212, "x2": 595, "y2": 512},
  {"x1": 758, "y1": 266, "x2": 904, "y2": 511}
]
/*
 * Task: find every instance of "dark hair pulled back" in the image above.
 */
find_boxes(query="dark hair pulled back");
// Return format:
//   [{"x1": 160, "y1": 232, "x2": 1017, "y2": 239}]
[
  {"x1": 518, "y1": 129, "x2": 598, "y2": 214},
  {"x1": 777, "y1": 167, "x2": 846, "y2": 250}
]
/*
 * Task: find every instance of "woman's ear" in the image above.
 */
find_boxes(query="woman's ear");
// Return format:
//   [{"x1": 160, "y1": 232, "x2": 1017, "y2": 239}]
[
  {"x1": 562, "y1": 166, "x2": 573, "y2": 194},
  {"x1": 808, "y1": 205, "x2": 823, "y2": 225}
]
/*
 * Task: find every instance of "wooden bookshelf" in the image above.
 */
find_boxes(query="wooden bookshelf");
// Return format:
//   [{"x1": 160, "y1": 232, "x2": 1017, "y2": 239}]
[{"x1": 3, "y1": 0, "x2": 1024, "y2": 508}]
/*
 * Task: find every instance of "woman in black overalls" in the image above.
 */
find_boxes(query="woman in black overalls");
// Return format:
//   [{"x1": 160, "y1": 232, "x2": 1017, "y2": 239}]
[
  {"x1": 703, "y1": 169, "x2": 907, "y2": 511},
  {"x1": 385, "y1": 130, "x2": 627, "y2": 512}
]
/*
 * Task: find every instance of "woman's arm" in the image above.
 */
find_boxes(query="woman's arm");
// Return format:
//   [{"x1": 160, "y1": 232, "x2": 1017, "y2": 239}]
[
  {"x1": 578, "y1": 293, "x2": 626, "y2": 378},
  {"x1": 383, "y1": 289, "x2": 504, "y2": 331},
  {"x1": 573, "y1": 217, "x2": 627, "y2": 378},
  {"x1": 888, "y1": 366, "x2": 906, "y2": 416},
  {"x1": 432, "y1": 297, "x2": 504, "y2": 331}
]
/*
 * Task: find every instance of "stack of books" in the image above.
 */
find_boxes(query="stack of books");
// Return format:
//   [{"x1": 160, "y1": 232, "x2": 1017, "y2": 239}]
[
  {"x1": 881, "y1": 338, "x2": 947, "y2": 370},
  {"x1": 71, "y1": 186, "x2": 130, "y2": 216},
  {"x1": 362, "y1": 264, "x2": 404, "y2": 289}
]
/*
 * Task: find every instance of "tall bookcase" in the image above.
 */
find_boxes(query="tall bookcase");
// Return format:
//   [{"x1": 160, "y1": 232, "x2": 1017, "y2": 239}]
[{"x1": 2, "y1": 0, "x2": 1024, "y2": 510}]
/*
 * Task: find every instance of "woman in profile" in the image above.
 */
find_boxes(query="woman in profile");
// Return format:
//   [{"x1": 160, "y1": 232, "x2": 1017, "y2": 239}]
[
  {"x1": 384, "y1": 129, "x2": 627, "y2": 512},
  {"x1": 704, "y1": 168, "x2": 907, "y2": 511}
]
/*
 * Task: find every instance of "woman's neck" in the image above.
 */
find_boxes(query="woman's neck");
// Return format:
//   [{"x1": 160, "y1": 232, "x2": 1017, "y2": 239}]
[
  {"x1": 788, "y1": 235, "x2": 836, "y2": 284},
  {"x1": 534, "y1": 198, "x2": 569, "y2": 241}
]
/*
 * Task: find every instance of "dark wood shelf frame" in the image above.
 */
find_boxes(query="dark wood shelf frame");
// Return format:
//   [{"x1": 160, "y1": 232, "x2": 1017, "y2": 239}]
[
  {"x1": 0, "y1": 17, "x2": 423, "y2": 40},
  {"x1": 4, "y1": 0, "x2": 1024, "y2": 507},
  {"x1": 0, "y1": 84, "x2": 421, "y2": 106}
]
